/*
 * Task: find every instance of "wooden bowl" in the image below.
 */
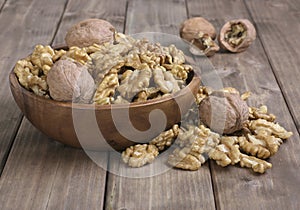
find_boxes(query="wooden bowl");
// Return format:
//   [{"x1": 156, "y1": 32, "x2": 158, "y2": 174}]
[{"x1": 9, "y1": 51, "x2": 200, "y2": 151}]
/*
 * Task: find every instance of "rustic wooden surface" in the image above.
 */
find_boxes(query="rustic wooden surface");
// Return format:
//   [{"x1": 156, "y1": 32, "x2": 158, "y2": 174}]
[{"x1": 0, "y1": 0, "x2": 300, "y2": 209}]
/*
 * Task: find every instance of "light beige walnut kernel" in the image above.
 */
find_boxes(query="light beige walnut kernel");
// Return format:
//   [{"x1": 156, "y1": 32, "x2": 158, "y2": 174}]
[
  {"x1": 249, "y1": 106, "x2": 276, "y2": 122},
  {"x1": 134, "y1": 87, "x2": 161, "y2": 102},
  {"x1": 168, "y1": 124, "x2": 220, "y2": 170},
  {"x1": 93, "y1": 72, "x2": 119, "y2": 105},
  {"x1": 150, "y1": 124, "x2": 179, "y2": 151},
  {"x1": 117, "y1": 67, "x2": 152, "y2": 100},
  {"x1": 238, "y1": 136, "x2": 271, "y2": 159},
  {"x1": 209, "y1": 136, "x2": 241, "y2": 166},
  {"x1": 249, "y1": 119, "x2": 293, "y2": 139},
  {"x1": 240, "y1": 154, "x2": 272, "y2": 174},
  {"x1": 62, "y1": 46, "x2": 91, "y2": 65},
  {"x1": 14, "y1": 59, "x2": 48, "y2": 96},
  {"x1": 153, "y1": 66, "x2": 180, "y2": 94},
  {"x1": 122, "y1": 144, "x2": 159, "y2": 168}
]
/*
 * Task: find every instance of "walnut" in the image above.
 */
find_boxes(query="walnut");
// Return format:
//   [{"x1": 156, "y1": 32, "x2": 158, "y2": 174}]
[
  {"x1": 238, "y1": 136, "x2": 271, "y2": 159},
  {"x1": 195, "y1": 86, "x2": 212, "y2": 104},
  {"x1": 239, "y1": 154, "x2": 272, "y2": 174},
  {"x1": 133, "y1": 87, "x2": 161, "y2": 102},
  {"x1": 122, "y1": 144, "x2": 159, "y2": 168},
  {"x1": 168, "y1": 148, "x2": 204, "y2": 171},
  {"x1": 168, "y1": 124, "x2": 220, "y2": 170},
  {"x1": 153, "y1": 66, "x2": 180, "y2": 94},
  {"x1": 14, "y1": 59, "x2": 48, "y2": 96},
  {"x1": 47, "y1": 59, "x2": 95, "y2": 103},
  {"x1": 61, "y1": 46, "x2": 91, "y2": 65},
  {"x1": 89, "y1": 33, "x2": 133, "y2": 83},
  {"x1": 180, "y1": 17, "x2": 217, "y2": 42},
  {"x1": 65, "y1": 19, "x2": 115, "y2": 48},
  {"x1": 219, "y1": 19, "x2": 256, "y2": 53},
  {"x1": 209, "y1": 136, "x2": 241, "y2": 166},
  {"x1": 189, "y1": 32, "x2": 220, "y2": 56},
  {"x1": 163, "y1": 63, "x2": 193, "y2": 81},
  {"x1": 249, "y1": 119, "x2": 293, "y2": 139},
  {"x1": 117, "y1": 67, "x2": 152, "y2": 100},
  {"x1": 93, "y1": 72, "x2": 119, "y2": 105},
  {"x1": 149, "y1": 124, "x2": 179, "y2": 151},
  {"x1": 249, "y1": 105, "x2": 276, "y2": 122},
  {"x1": 30, "y1": 45, "x2": 55, "y2": 75},
  {"x1": 198, "y1": 90, "x2": 249, "y2": 134}
]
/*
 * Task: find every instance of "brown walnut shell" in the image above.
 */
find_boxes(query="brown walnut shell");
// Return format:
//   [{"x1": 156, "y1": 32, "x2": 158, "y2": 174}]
[
  {"x1": 218, "y1": 19, "x2": 256, "y2": 53},
  {"x1": 180, "y1": 17, "x2": 217, "y2": 42},
  {"x1": 65, "y1": 18, "x2": 115, "y2": 48},
  {"x1": 47, "y1": 59, "x2": 95, "y2": 103},
  {"x1": 198, "y1": 91, "x2": 249, "y2": 134}
]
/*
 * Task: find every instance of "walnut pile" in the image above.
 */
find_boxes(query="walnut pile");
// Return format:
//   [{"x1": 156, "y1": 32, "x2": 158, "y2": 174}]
[
  {"x1": 121, "y1": 88, "x2": 293, "y2": 174},
  {"x1": 13, "y1": 45, "x2": 66, "y2": 96},
  {"x1": 122, "y1": 144, "x2": 159, "y2": 168},
  {"x1": 14, "y1": 32, "x2": 192, "y2": 104},
  {"x1": 168, "y1": 124, "x2": 220, "y2": 170},
  {"x1": 90, "y1": 33, "x2": 193, "y2": 104}
]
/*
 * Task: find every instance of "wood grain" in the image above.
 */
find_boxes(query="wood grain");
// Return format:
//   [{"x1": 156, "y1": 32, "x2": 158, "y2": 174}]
[
  {"x1": 105, "y1": 0, "x2": 216, "y2": 209},
  {"x1": 0, "y1": 0, "x2": 68, "y2": 174},
  {"x1": 125, "y1": 0, "x2": 187, "y2": 34},
  {"x1": 244, "y1": 0, "x2": 300, "y2": 131},
  {"x1": 0, "y1": 0, "x2": 127, "y2": 209},
  {"x1": 187, "y1": 0, "x2": 300, "y2": 209}
]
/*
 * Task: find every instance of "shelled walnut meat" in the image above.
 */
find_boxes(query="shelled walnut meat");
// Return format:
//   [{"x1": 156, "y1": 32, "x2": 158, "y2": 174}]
[{"x1": 219, "y1": 19, "x2": 256, "y2": 53}]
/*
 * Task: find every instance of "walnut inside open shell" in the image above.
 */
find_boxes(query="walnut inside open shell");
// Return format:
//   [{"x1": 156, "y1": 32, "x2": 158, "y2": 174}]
[{"x1": 218, "y1": 19, "x2": 256, "y2": 53}]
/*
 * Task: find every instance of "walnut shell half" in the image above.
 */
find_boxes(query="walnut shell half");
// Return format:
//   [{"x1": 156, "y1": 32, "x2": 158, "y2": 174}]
[
  {"x1": 218, "y1": 19, "x2": 256, "y2": 53},
  {"x1": 198, "y1": 91, "x2": 249, "y2": 134},
  {"x1": 65, "y1": 19, "x2": 115, "y2": 48},
  {"x1": 47, "y1": 59, "x2": 95, "y2": 103}
]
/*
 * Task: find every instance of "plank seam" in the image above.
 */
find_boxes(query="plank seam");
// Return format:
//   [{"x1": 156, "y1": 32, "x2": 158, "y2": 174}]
[
  {"x1": 243, "y1": 0, "x2": 300, "y2": 136},
  {"x1": 50, "y1": 0, "x2": 70, "y2": 46},
  {"x1": 102, "y1": 152, "x2": 111, "y2": 210},
  {"x1": 0, "y1": 115, "x2": 23, "y2": 177},
  {"x1": 208, "y1": 160, "x2": 219, "y2": 210},
  {"x1": 0, "y1": 0, "x2": 7, "y2": 13}
]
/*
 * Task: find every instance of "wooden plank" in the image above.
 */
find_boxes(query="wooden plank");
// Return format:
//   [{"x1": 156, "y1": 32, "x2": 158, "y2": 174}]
[
  {"x1": 0, "y1": 120, "x2": 65, "y2": 210},
  {"x1": 244, "y1": 0, "x2": 300, "y2": 131},
  {"x1": 187, "y1": 0, "x2": 300, "y2": 209},
  {"x1": 53, "y1": 0, "x2": 127, "y2": 45},
  {"x1": 45, "y1": 0, "x2": 127, "y2": 209},
  {"x1": 125, "y1": 0, "x2": 187, "y2": 34},
  {"x1": 105, "y1": 0, "x2": 216, "y2": 209},
  {"x1": 0, "y1": 0, "x2": 127, "y2": 209},
  {"x1": 0, "y1": 0, "x2": 68, "y2": 173}
]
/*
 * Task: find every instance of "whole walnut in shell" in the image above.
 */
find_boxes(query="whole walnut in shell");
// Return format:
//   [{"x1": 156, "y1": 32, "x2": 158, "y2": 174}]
[
  {"x1": 198, "y1": 91, "x2": 249, "y2": 134},
  {"x1": 47, "y1": 59, "x2": 95, "y2": 103},
  {"x1": 180, "y1": 17, "x2": 216, "y2": 41},
  {"x1": 180, "y1": 17, "x2": 219, "y2": 56},
  {"x1": 218, "y1": 19, "x2": 256, "y2": 53},
  {"x1": 65, "y1": 19, "x2": 115, "y2": 48}
]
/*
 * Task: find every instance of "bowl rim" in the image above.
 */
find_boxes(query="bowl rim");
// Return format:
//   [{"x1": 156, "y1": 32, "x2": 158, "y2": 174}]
[{"x1": 9, "y1": 45, "x2": 201, "y2": 111}]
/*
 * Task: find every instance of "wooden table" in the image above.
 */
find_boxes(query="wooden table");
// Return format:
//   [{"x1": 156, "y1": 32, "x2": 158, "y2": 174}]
[{"x1": 1, "y1": 0, "x2": 300, "y2": 209}]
